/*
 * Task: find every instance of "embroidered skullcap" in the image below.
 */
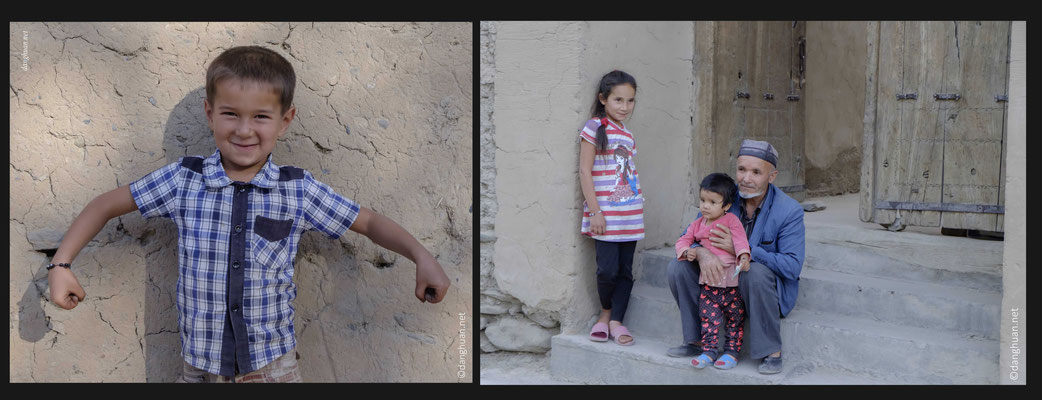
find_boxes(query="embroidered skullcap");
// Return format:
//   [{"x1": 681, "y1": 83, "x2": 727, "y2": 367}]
[{"x1": 738, "y1": 139, "x2": 779, "y2": 167}]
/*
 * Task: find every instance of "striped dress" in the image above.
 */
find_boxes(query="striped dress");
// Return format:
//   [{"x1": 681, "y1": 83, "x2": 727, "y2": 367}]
[{"x1": 579, "y1": 118, "x2": 645, "y2": 242}]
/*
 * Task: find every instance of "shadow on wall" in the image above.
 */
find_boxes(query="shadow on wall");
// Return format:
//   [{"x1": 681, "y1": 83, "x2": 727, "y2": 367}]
[
  {"x1": 15, "y1": 87, "x2": 221, "y2": 382},
  {"x1": 144, "y1": 86, "x2": 213, "y2": 382}
]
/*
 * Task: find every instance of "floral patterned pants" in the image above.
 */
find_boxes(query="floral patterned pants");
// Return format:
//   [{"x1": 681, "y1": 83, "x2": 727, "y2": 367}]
[{"x1": 699, "y1": 284, "x2": 745, "y2": 355}]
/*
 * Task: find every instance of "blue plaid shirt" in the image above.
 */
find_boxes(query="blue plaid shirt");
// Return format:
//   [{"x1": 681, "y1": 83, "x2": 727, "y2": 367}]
[{"x1": 130, "y1": 149, "x2": 360, "y2": 376}]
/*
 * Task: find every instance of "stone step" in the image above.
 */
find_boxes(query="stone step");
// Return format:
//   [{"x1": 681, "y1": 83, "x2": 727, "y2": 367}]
[
  {"x1": 619, "y1": 283, "x2": 684, "y2": 344},
  {"x1": 637, "y1": 220, "x2": 1003, "y2": 294},
  {"x1": 633, "y1": 247, "x2": 684, "y2": 290},
  {"x1": 549, "y1": 334, "x2": 890, "y2": 385},
  {"x1": 778, "y1": 309, "x2": 998, "y2": 384},
  {"x1": 632, "y1": 251, "x2": 1000, "y2": 340},
  {"x1": 804, "y1": 227, "x2": 1002, "y2": 293},
  {"x1": 797, "y1": 267, "x2": 1001, "y2": 339},
  {"x1": 609, "y1": 284, "x2": 998, "y2": 384}
]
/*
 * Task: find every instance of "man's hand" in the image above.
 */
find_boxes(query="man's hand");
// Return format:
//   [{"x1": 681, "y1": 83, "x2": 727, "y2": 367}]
[
  {"x1": 709, "y1": 223, "x2": 736, "y2": 256},
  {"x1": 48, "y1": 267, "x2": 86, "y2": 310},
  {"x1": 415, "y1": 255, "x2": 450, "y2": 304},
  {"x1": 695, "y1": 247, "x2": 726, "y2": 286}
]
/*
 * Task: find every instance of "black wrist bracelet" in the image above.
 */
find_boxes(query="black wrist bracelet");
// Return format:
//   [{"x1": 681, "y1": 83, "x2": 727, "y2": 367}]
[{"x1": 47, "y1": 263, "x2": 71, "y2": 270}]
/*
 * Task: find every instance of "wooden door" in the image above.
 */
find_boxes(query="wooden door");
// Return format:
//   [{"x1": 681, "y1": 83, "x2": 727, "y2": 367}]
[
  {"x1": 713, "y1": 21, "x2": 806, "y2": 201},
  {"x1": 862, "y1": 21, "x2": 1009, "y2": 232}
]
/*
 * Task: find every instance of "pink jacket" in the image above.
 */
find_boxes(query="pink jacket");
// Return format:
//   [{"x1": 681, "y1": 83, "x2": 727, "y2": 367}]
[{"x1": 674, "y1": 212, "x2": 751, "y2": 287}]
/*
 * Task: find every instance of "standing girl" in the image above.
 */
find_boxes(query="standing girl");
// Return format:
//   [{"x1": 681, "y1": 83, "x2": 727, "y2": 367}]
[{"x1": 579, "y1": 70, "x2": 644, "y2": 346}]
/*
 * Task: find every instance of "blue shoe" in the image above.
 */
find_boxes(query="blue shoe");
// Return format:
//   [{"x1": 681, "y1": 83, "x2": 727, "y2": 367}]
[
  {"x1": 713, "y1": 354, "x2": 738, "y2": 370},
  {"x1": 691, "y1": 353, "x2": 715, "y2": 369}
]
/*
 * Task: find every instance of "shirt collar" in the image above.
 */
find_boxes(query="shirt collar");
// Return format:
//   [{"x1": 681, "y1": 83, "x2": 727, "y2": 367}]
[
  {"x1": 201, "y1": 148, "x2": 281, "y2": 189},
  {"x1": 739, "y1": 186, "x2": 772, "y2": 219}
]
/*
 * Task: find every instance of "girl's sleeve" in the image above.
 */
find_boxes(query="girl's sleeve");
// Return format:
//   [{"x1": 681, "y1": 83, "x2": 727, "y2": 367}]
[
  {"x1": 675, "y1": 218, "x2": 700, "y2": 259},
  {"x1": 579, "y1": 119, "x2": 599, "y2": 145},
  {"x1": 728, "y1": 214, "x2": 751, "y2": 258}
]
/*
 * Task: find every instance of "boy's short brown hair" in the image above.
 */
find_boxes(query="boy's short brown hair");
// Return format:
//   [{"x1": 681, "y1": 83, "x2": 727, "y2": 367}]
[{"x1": 205, "y1": 46, "x2": 296, "y2": 115}]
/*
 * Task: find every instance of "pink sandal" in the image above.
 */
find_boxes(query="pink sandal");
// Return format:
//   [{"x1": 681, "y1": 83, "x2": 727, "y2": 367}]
[
  {"x1": 589, "y1": 322, "x2": 609, "y2": 342},
  {"x1": 609, "y1": 325, "x2": 635, "y2": 346}
]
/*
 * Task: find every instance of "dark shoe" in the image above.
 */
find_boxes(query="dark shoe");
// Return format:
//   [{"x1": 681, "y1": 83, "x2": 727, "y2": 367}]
[
  {"x1": 666, "y1": 343, "x2": 702, "y2": 358},
  {"x1": 758, "y1": 355, "x2": 783, "y2": 375}
]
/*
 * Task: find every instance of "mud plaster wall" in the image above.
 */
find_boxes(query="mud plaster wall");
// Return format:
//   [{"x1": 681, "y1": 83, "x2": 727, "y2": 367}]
[
  {"x1": 804, "y1": 21, "x2": 867, "y2": 196},
  {"x1": 479, "y1": 21, "x2": 564, "y2": 354},
  {"x1": 482, "y1": 21, "x2": 694, "y2": 351},
  {"x1": 10, "y1": 22, "x2": 472, "y2": 382}
]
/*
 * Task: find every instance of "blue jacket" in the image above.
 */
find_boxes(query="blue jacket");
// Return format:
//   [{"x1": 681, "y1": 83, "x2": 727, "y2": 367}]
[{"x1": 688, "y1": 183, "x2": 805, "y2": 317}]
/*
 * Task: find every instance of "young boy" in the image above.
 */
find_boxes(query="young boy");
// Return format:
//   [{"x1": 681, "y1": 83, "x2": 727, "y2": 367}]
[{"x1": 45, "y1": 45, "x2": 451, "y2": 383}]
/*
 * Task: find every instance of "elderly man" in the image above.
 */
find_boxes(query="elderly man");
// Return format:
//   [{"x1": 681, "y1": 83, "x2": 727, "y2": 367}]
[{"x1": 665, "y1": 139, "x2": 805, "y2": 374}]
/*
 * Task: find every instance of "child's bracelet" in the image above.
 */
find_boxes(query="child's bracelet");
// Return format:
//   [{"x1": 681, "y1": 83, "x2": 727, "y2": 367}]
[
  {"x1": 46, "y1": 263, "x2": 71, "y2": 270},
  {"x1": 589, "y1": 210, "x2": 601, "y2": 217}
]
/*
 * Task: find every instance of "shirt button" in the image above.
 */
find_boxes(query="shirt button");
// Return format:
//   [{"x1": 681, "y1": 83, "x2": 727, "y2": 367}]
[
  {"x1": 239, "y1": 187, "x2": 246, "y2": 193},
  {"x1": 232, "y1": 261, "x2": 240, "y2": 269},
  {"x1": 235, "y1": 224, "x2": 242, "y2": 233},
  {"x1": 232, "y1": 306, "x2": 239, "y2": 313}
]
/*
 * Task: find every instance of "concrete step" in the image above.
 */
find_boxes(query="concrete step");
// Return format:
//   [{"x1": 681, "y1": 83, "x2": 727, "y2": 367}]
[
  {"x1": 797, "y1": 268, "x2": 1001, "y2": 340},
  {"x1": 558, "y1": 195, "x2": 1003, "y2": 384},
  {"x1": 633, "y1": 249, "x2": 1000, "y2": 340},
  {"x1": 636, "y1": 230, "x2": 1002, "y2": 295},
  {"x1": 611, "y1": 284, "x2": 998, "y2": 384},
  {"x1": 549, "y1": 334, "x2": 890, "y2": 385},
  {"x1": 804, "y1": 225, "x2": 1002, "y2": 292},
  {"x1": 633, "y1": 247, "x2": 683, "y2": 290},
  {"x1": 619, "y1": 283, "x2": 684, "y2": 344},
  {"x1": 800, "y1": 193, "x2": 1004, "y2": 293},
  {"x1": 779, "y1": 309, "x2": 998, "y2": 384}
]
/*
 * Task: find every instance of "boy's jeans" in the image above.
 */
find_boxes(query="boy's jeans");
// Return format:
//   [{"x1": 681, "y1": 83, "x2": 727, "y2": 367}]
[{"x1": 175, "y1": 349, "x2": 302, "y2": 383}]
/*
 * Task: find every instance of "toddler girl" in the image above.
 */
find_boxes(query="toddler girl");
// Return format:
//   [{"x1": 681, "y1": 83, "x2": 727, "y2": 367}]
[{"x1": 675, "y1": 173, "x2": 750, "y2": 369}]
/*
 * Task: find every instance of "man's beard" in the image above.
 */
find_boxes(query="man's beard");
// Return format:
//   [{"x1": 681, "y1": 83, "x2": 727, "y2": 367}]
[{"x1": 738, "y1": 188, "x2": 763, "y2": 199}]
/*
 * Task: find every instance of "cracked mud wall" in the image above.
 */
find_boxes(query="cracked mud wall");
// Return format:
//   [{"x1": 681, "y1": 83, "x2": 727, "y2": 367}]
[
  {"x1": 481, "y1": 22, "x2": 694, "y2": 350},
  {"x1": 10, "y1": 22, "x2": 472, "y2": 382}
]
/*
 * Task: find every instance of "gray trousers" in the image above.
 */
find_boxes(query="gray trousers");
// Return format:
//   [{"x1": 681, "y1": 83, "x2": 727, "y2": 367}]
[
  {"x1": 667, "y1": 257, "x2": 782, "y2": 359},
  {"x1": 175, "y1": 350, "x2": 302, "y2": 383}
]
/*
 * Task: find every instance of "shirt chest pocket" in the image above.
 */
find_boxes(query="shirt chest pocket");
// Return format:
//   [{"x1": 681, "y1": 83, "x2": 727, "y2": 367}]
[
  {"x1": 255, "y1": 215, "x2": 294, "y2": 242},
  {"x1": 757, "y1": 223, "x2": 779, "y2": 252},
  {"x1": 253, "y1": 216, "x2": 295, "y2": 267}
]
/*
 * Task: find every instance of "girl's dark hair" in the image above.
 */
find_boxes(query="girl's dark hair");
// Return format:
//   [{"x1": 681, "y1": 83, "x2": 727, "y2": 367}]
[
  {"x1": 700, "y1": 173, "x2": 738, "y2": 208},
  {"x1": 589, "y1": 70, "x2": 637, "y2": 150}
]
